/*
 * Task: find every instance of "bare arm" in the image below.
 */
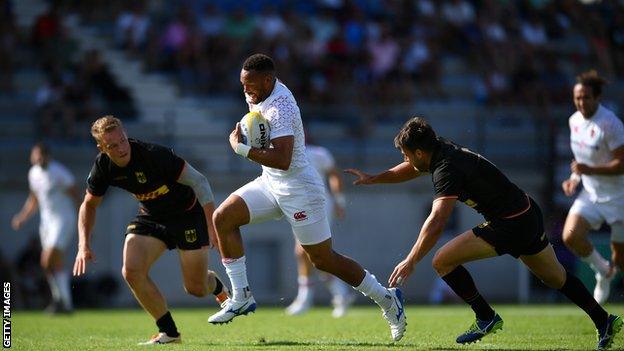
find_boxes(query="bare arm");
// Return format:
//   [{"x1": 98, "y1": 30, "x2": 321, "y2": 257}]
[
  {"x1": 572, "y1": 146, "x2": 624, "y2": 175},
  {"x1": 388, "y1": 197, "x2": 456, "y2": 287},
  {"x1": 73, "y1": 191, "x2": 102, "y2": 276},
  {"x1": 11, "y1": 192, "x2": 38, "y2": 230},
  {"x1": 327, "y1": 167, "x2": 346, "y2": 218},
  {"x1": 345, "y1": 162, "x2": 421, "y2": 185},
  {"x1": 229, "y1": 123, "x2": 294, "y2": 170}
]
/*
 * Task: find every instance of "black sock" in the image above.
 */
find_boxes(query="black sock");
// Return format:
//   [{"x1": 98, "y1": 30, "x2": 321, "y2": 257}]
[
  {"x1": 156, "y1": 311, "x2": 180, "y2": 337},
  {"x1": 559, "y1": 271, "x2": 609, "y2": 329},
  {"x1": 442, "y1": 265, "x2": 495, "y2": 321},
  {"x1": 213, "y1": 276, "x2": 224, "y2": 296}
]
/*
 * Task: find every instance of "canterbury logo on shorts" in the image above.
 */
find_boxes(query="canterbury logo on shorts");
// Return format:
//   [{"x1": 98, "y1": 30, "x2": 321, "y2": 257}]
[{"x1": 293, "y1": 211, "x2": 308, "y2": 222}]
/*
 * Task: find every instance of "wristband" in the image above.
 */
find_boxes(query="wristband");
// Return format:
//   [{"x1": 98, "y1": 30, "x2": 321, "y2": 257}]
[
  {"x1": 235, "y1": 143, "x2": 251, "y2": 158},
  {"x1": 334, "y1": 193, "x2": 346, "y2": 207}
]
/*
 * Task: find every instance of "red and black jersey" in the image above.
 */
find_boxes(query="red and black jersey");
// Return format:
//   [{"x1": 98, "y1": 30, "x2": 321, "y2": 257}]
[
  {"x1": 430, "y1": 138, "x2": 529, "y2": 220},
  {"x1": 87, "y1": 139, "x2": 195, "y2": 217}
]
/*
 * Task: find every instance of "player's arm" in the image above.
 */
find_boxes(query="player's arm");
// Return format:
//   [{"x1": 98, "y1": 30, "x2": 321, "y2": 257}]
[
  {"x1": 73, "y1": 191, "x2": 102, "y2": 276},
  {"x1": 176, "y1": 161, "x2": 217, "y2": 248},
  {"x1": 572, "y1": 146, "x2": 624, "y2": 176},
  {"x1": 230, "y1": 122, "x2": 294, "y2": 170},
  {"x1": 11, "y1": 191, "x2": 38, "y2": 230},
  {"x1": 345, "y1": 161, "x2": 421, "y2": 185},
  {"x1": 388, "y1": 197, "x2": 456, "y2": 287}
]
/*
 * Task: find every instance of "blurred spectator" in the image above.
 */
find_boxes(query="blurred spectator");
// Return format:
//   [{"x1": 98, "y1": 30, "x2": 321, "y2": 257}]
[{"x1": 115, "y1": 2, "x2": 150, "y2": 53}]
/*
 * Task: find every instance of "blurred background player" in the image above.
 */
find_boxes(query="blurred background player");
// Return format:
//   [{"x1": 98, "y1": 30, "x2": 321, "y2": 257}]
[
  {"x1": 285, "y1": 139, "x2": 354, "y2": 318},
  {"x1": 73, "y1": 116, "x2": 228, "y2": 345},
  {"x1": 209, "y1": 54, "x2": 406, "y2": 342},
  {"x1": 347, "y1": 117, "x2": 622, "y2": 350},
  {"x1": 12, "y1": 142, "x2": 80, "y2": 314},
  {"x1": 561, "y1": 70, "x2": 624, "y2": 304}
]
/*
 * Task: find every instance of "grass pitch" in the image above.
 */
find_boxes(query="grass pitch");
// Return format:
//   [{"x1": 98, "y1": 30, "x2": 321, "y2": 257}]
[{"x1": 11, "y1": 304, "x2": 624, "y2": 350}]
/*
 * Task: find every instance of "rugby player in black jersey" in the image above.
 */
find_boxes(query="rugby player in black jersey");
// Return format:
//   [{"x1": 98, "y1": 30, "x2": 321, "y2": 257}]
[
  {"x1": 72, "y1": 116, "x2": 229, "y2": 345},
  {"x1": 346, "y1": 117, "x2": 621, "y2": 350}
]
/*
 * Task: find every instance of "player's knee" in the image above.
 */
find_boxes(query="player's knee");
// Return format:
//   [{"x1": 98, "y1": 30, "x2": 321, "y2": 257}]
[
  {"x1": 431, "y1": 251, "x2": 451, "y2": 275},
  {"x1": 561, "y1": 232, "x2": 577, "y2": 249},
  {"x1": 308, "y1": 252, "x2": 332, "y2": 272},
  {"x1": 121, "y1": 265, "x2": 146, "y2": 285},
  {"x1": 184, "y1": 283, "x2": 208, "y2": 297},
  {"x1": 213, "y1": 208, "x2": 233, "y2": 233}
]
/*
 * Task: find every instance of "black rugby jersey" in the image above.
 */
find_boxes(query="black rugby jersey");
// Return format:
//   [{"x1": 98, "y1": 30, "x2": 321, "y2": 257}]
[
  {"x1": 430, "y1": 138, "x2": 529, "y2": 220},
  {"x1": 87, "y1": 139, "x2": 195, "y2": 217}
]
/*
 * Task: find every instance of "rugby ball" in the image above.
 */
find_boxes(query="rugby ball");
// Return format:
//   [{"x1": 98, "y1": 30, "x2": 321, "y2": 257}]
[{"x1": 240, "y1": 111, "x2": 271, "y2": 149}]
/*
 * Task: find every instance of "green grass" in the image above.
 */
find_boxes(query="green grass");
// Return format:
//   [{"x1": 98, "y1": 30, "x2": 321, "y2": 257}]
[{"x1": 11, "y1": 304, "x2": 624, "y2": 350}]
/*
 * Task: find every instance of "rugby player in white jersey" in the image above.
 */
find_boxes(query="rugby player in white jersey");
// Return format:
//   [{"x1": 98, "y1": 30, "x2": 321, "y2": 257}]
[
  {"x1": 12, "y1": 142, "x2": 80, "y2": 313},
  {"x1": 209, "y1": 54, "x2": 406, "y2": 341},
  {"x1": 562, "y1": 70, "x2": 624, "y2": 304},
  {"x1": 285, "y1": 142, "x2": 354, "y2": 318}
]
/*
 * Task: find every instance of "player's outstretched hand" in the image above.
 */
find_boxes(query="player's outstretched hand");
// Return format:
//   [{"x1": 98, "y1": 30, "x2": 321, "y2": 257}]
[
  {"x1": 229, "y1": 123, "x2": 242, "y2": 152},
  {"x1": 10, "y1": 214, "x2": 23, "y2": 231},
  {"x1": 561, "y1": 178, "x2": 579, "y2": 197},
  {"x1": 389, "y1": 257, "x2": 415, "y2": 288},
  {"x1": 73, "y1": 246, "x2": 96, "y2": 276},
  {"x1": 344, "y1": 168, "x2": 374, "y2": 185}
]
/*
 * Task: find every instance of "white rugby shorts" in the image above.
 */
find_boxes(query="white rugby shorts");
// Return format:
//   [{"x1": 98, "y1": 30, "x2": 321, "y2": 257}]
[
  {"x1": 233, "y1": 167, "x2": 331, "y2": 245},
  {"x1": 570, "y1": 190, "x2": 624, "y2": 239},
  {"x1": 40, "y1": 212, "x2": 76, "y2": 250}
]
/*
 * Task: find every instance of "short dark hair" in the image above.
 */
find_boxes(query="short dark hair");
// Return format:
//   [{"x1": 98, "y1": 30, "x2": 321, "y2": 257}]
[
  {"x1": 576, "y1": 69, "x2": 608, "y2": 98},
  {"x1": 33, "y1": 141, "x2": 50, "y2": 156},
  {"x1": 242, "y1": 53, "x2": 275, "y2": 73},
  {"x1": 394, "y1": 117, "x2": 438, "y2": 152}
]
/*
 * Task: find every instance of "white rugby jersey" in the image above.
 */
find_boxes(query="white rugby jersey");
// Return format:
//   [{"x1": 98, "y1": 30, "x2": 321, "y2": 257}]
[
  {"x1": 28, "y1": 160, "x2": 76, "y2": 220},
  {"x1": 569, "y1": 104, "x2": 624, "y2": 202},
  {"x1": 246, "y1": 80, "x2": 309, "y2": 179}
]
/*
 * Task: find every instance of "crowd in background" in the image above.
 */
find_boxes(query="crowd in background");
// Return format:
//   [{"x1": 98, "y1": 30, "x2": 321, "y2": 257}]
[
  {"x1": 67, "y1": 0, "x2": 624, "y2": 108},
  {"x1": 2, "y1": 0, "x2": 623, "y2": 138}
]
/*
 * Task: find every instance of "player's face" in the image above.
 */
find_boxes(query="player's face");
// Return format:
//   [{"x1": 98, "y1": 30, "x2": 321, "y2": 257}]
[
  {"x1": 401, "y1": 147, "x2": 426, "y2": 172},
  {"x1": 241, "y1": 69, "x2": 272, "y2": 104},
  {"x1": 573, "y1": 83, "x2": 599, "y2": 118},
  {"x1": 98, "y1": 127, "x2": 131, "y2": 167},
  {"x1": 30, "y1": 147, "x2": 49, "y2": 168}
]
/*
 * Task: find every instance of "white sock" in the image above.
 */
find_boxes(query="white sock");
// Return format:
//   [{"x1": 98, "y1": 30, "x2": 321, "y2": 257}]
[
  {"x1": 296, "y1": 275, "x2": 313, "y2": 302},
  {"x1": 54, "y1": 271, "x2": 72, "y2": 309},
  {"x1": 581, "y1": 249, "x2": 610, "y2": 276},
  {"x1": 354, "y1": 270, "x2": 392, "y2": 310},
  {"x1": 45, "y1": 273, "x2": 61, "y2": 304},
  {"x1": 327, "y1": 276, "x2": 350, "y2": 299},
  {"x1": 223, "y1": 256, "x2": 250, "y2": 301}
]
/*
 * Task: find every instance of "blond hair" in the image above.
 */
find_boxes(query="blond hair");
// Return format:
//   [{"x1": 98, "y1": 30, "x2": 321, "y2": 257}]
[{"x1": 91, "y1": 115, "x2": 124, "y2": 143}]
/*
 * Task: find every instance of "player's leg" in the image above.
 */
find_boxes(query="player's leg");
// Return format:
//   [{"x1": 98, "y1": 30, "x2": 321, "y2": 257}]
[
  {"x1": 209, "y1": 179, "x2": 282, "y2": 324},
  {"x1": 431, "y1": 229, "x2": 502, "y2": 344},
  {"x1": 122, "y1": 234, "x2": 179, "y2": 343},
  {"x1": 286, "y1": 242, "x2": 315, "y2": 315},
  {"x1": 40, "y1": 220, "x2": 73, "y2": 314},
  {"x1": 299, "y1": 222, "x2": 406, "y2": 341},
  {"x1": 520, "y1": 245, "x2": 621, "y2": 350},
  {"x1": 40, "y1": 246, "x2": 67, "y2": 313},
  {"x1": 563, "y1": 210, "x2": 615, "y2": 303},
  {"x1": 178, "y1": 247, "x2": 229, "y2": 304}
]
